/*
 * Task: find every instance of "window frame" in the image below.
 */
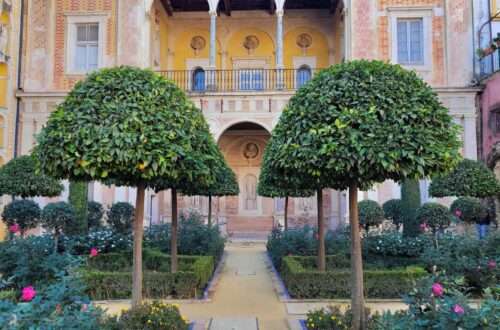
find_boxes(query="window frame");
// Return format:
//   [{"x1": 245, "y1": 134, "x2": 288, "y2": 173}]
[
  {"x1": 65, "y1": 14, "x2": 108, "y2": 75},
  {"x1": 389, "y1": 8, "x2": 432, "y2": 71}
]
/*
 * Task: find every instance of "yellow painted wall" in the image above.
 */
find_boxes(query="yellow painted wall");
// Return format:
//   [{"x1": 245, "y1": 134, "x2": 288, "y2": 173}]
[
  {"x1": 0, "y1": 10, "x2": 9, "y2": 241},
  {"x1": 284, "y1": 27, "x2": 330, "y2": 69},
  {"x1": 172, "y1": 29, "x2": 222, "y2": 70},
  {"x1": 226, "y1": 28, "x2": 275, "y2": 68}
]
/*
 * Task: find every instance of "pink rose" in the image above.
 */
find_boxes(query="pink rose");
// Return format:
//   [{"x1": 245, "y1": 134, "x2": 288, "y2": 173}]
[
  {"x1": 81, "y1": 303, "x2": 88, "y2": 312},
  {"x1": 21, "y1": 286, "x2": 36, "y2": 302},
  {"x1": 9, "y1": 224, "x2": 20, "y2": 234},
  {"x1": 488, "y1": 260, "x2": 496, "y2": 270},
  {"x1": 89, "y1": 248, "x2": 99, "y2": 258},
  {"x1": 432, "y1": 283, "x2": 444, "y2": 297},
  {"x1": 453, "y1": 304, "x2": 465, "y2": 315},
  {"x1": 454, "y1": 210, "x2": 462, "y2": 218}
]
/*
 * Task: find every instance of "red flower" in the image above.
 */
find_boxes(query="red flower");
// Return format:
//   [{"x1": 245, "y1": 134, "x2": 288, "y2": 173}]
[
  {"x1": 453, "y1": 304, "x2": 465, "y2": 315},
  {"x1": 21, "y1": 286, "x2": 36, "y2": 302},
  {"x1": 89, "y1": 248, "x2": 99, "y2": 258},
  {"x1": 431, "y1": 283, "x2": 444, "y2": 297},
  {"x1": 9, "y1": 224, "x2": 20, "y2": 234},
  {"x1": 454, "y1": 209, "x2": 462, "y2": 218}
]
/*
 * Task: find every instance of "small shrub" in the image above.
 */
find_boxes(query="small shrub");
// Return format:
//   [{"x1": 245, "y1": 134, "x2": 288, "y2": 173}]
[
  {"x1": 358, "y1": 200, "x2": 384, "y2": 230},
  {"x1": 382, "y1": 199, "x2": 404, "y2": 228},
  {"x1": 87, "y1": 201, "x2": 104, "y2": 229},
  {"x1": 415, "y1": 203, "x2": 453, "y2": 233},
  {"x1": 363, "y1": 230, "x2": 430, "y2": 260},
  {"x1": 65, "y1": 228, "x2": 132, "y2": 255},
  {"x1": 42, "y1": 202, "x2": 76, "y2": 236},
  {"x1": 1, "y1": 199, "x2": 41, "y2": 235},
  {"x1": 116, "y1": 301, "x2": 188, "y2": 330},
  {"x1": 450, "y1": 197, "x2": 487, "y2": 224},
  {"x1": 306, "y1": 306, "x2": 375, "y2": 330},
  {"x1": 401, "y1": 179, "x2": 421, "y2": 237},
  {"x1": 107, "y1": 202, "x2": 134, "y2": 233}
]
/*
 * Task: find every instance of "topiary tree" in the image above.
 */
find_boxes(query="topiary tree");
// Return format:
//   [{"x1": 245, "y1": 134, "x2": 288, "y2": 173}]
[
  {"x1": 450, "y1": 197, "x2": 487, "y2": 224},
  {"x1": 0, "y1": 155, "x2": 63, "y2": 198},
  {"x1": 41, "y1": 202, "x2": 76, "y2": 252},
  {"x1": 416, "y1": 202, "x2": 453, "y2": 248},
  {"x1": 1, "y1": 200, "x2": 41, "y2": 236},
  {"x1": 382, "y1": 199, "x2": 404, "y2": 229},
  {"x1": 358, "y1": 200, "x2": 384, "y2": 231},
  {"x1": 265, "y1": 60, "x2": 461, "y2": 328},
  {"x1": 258, "y1": 136, "x2": 314, "y2": 230},
  {"x1": 107, "y1": 202, "x2": 134, "y2": 233},
  {"x1": 429, "y1": 159, "x2": 500, "y2": 198},
  {"x1": 67, "y1": 181, "x2": 88, "y2": 235},
  {"x1": 401, "y1": 179, "x2": 422, "y2": 237},
  {"x1": 87, "y1": 201, "x2": 104, "y2": 229},
  {"x1": 34, "y1": 66, "x2": 218, "y2": 306}
]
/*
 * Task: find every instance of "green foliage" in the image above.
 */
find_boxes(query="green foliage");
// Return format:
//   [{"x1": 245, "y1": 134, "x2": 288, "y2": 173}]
[
  {"x1": 107, "y1": 202, "x2": 134, "y2": 233},
  {"x1": 34, "y1": 66, "x2": 218, "y2": 190},
  {"x1": 266, "y1": 227, "x2": 350, "y2": 271},
  {"x1": 306, "y1": 306, "x2": 375, "y2": 330},
  {"x1": 363, "y1": 231, "x2": 431, "y2": 259},
  {"x1": 0, "y1": 274, "x2": 109, "y2": 329},
  {"x1": 266, "y1": 60, "x2": 461, "y2": 191},
  {"x1": 0, "y1": 235, "x2": 81, "y2": 289},
  {"x1": 67, "y1": 181, "x2": 89, "y2": 235},
  {"x1": 0, "y1": 155, "x2": 63, "y2": 198},
  {"x1": 83, "y1": 251, "x2": 214, "y2": 299},
  {"x1": 87, "y1": 201, "x2": 104, "y2": 229},
  {"x1": 382, "y1": 199, "x2": 404, "y2": 228},
  {"x1": 450, "y1": 197, "x2": 487, "y2": 224},
  {"x1": 429, "y1": 159, "x2": 500, "y2": 198},
  {"x1": 41, "y1": 202, "x2": 76, "y2": 235},
  {"x1": 358, "y1": 200, "x2": 384, "y2": 230},
  {"x1": 1, "y1": 200, "x2": 41, "y2": 234},
  {"x1": 64, "y1": 228, "x2": 132, "y2": 255},
  {"x1": 401, "y1": 179, "x2": 422, "y2": 237},
  {"x1": 415, "y1": 203, "x2": 453, "y2": 232},
  {"x1": 114, "y1": 301, "x2": 188, "y2": 330},
  {"x1": 281, "y1": 256, "x2": 427, "y2": 299}
]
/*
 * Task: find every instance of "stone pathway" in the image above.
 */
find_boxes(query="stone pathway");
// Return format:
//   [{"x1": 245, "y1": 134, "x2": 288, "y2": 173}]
[{"x1": 179, "y1": 241, "x2": 288, "y2": 330}]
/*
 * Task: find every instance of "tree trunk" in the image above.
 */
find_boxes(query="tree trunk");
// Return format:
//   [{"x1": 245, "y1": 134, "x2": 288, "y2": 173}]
[
  {"x1": 171, "y1": 188, "x2": 178, "y2": 273},
  {"x1": 132, "y1": 183, "x2": 145, "y2": 307},
  {"x1": 284, "y1": 196, "x2": 289, "y2": 231},
  {"x1": 349, "y1": 182, "x2": 365, "y2": 329},
  {"x1": 208, "y1": 194, "x2": 212, "y2": 227},
  {"x1": 317, "y1": 189, "x2": 325, "y2": 271},
  {"x1": 53, "y1": 230, "x2": 59, "y2": 254}
]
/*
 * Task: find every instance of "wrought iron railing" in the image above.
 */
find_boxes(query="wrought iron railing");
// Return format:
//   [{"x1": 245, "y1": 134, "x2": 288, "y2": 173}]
[
  {"x1": 156, "y1": 68, "x2": 319, "y2": 93},
  {"x1": 477, "y1": 47, "x2": 500, "y2": 80}
]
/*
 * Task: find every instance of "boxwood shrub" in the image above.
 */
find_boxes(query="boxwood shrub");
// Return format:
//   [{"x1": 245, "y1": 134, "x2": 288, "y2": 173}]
[
  {"x1": 83, "y1": 250, "x2": 214, "y2": 299},
  {"x1": 281, "y1": 256, "x2": 426, "y2": 299}
]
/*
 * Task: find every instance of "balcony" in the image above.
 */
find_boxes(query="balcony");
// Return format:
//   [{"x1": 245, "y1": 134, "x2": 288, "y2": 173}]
[
  {"x1": 477, "y1": 48, "x2": 500, "y2": 80},
  {"x1": 156, "y1": 68, "x2": 318, "y2": 94}
]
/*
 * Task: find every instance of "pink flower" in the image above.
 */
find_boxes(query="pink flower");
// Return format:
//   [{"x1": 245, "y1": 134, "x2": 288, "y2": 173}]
[
  {"x1": 8, "y1": 224, "x2": 20, "y2": 234},
  {"x1": 420, "y1": 223, "x2": 429, "y2": 232},
  {"x1": 21, "y1": 286, "x2": 36, "y2": 302},
  {"x1": 488, "y1": 260, "x2": 496, "y2": 270},
  {"x1": 454, "y1": 210, "x2": 462, "y2": 218},
  {"x1": 89, "y1": 248, "x2": 98, "y2": 258},
  {"x1": 81, "y1": 303, "x2": 88, "y2": 312},
  {"x1": 453, "y1": 304, "x2": 465, "y2": 315},
  {"x1": 432, "y1": 283, "x2": 444, "y2": 297}
]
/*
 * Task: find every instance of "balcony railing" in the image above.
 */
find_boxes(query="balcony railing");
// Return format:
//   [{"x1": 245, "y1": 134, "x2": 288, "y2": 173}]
[
  {"x1": 156, "y1": 68, "x2": 318, "y2": 93},
  {"x1": 477, "y1": 48, "x2": 500, "y2": 80}
]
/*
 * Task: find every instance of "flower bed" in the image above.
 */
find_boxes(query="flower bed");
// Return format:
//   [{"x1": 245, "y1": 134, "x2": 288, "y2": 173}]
[
  {"x1": 281, "y1": 256, "x2": 427, "y2": 299},
  {"x1": 83, "y1": 249, "x2": 214, "y2": 300}
]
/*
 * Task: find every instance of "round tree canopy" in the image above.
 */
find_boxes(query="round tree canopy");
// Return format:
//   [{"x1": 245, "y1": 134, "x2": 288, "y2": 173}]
[
  {"x1": 429, "y1": 159, "x2": 500, "y2": 198},
  {"x1": 34, "y1": 66, "x2": 217, "y2": 189},
  {"x1": 267, "y1": 60, "x2": 462, "y2": 190},
  {"x1": 0, "y1": 155, "x2": 63, "y2": 198},
  {"x1": 257, "y1": 135, "x2": 314, "y2": 198}
]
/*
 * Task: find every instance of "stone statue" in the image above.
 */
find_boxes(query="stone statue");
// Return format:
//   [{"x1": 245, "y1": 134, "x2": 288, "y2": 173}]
[{"x1": 244, "y1": 174, "x2": 257, "y2": 210}]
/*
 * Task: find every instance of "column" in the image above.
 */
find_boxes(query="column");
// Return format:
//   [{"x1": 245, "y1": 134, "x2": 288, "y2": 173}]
[
  {"x1": 207, "y1": 0, "x2": 219, "y2": 89},
  {"x1": 275, "y1": 0, "x2": 286, "y2": 89}
]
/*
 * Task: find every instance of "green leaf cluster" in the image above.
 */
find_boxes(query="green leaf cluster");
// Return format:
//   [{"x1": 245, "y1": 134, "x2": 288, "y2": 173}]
[
  {"x1": 67, "y1": 181, "x2": 88, "y2": 235},
  {"x1": 41, "y1": 202, "x2": 76, "y2": 234},
  {"x1": 34, "y1": 66, "x2": 218, "y2": 190},
  {"x1": 382, "y1": 199, "x2": 405, "y2": 227},
  {"x1": 358, "y1": 200, "x2": 384, "y2": 230},
  {"x1": 429, "y1": 159, "x2": 500, "y2": 198},
  {"x1": 0, "y1": 155, "x2": 63, "y2": 198},
  {"x1": 266, "y1": 60, "x2": 462, "y2": 190},
  {"x1": 415, "y1": 202, "x2": 453, "y2": 231},
  {"x1": 1, "y1": 199, "x2": 41, "y2": 234},
  {"x1": 107, "y1": 202, "x2": 135, "y2": 234},
  {"x1": 449, "y1": 197, "x2": 487, "y2": 224}
]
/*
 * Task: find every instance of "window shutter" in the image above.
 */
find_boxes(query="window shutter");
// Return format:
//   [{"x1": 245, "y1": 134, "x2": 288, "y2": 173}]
[{"x1": 397, "y1": 20, "x2": 408, "y2": 64}]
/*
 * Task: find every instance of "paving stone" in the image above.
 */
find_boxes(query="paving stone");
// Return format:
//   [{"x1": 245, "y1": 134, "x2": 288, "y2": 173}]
[{"x1": 208, "y1": 317, "x2": 258, "y2": 330}]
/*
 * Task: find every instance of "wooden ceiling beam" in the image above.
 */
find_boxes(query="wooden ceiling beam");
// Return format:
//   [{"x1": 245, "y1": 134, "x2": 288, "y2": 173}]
[{"x1": 160, "y1": 0, "x2": 174, "y2": 16}]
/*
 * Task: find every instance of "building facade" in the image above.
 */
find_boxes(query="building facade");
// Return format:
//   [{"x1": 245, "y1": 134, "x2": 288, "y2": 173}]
[{"x1": 2, "y1": 0, "x2": 479, "y2": 236}]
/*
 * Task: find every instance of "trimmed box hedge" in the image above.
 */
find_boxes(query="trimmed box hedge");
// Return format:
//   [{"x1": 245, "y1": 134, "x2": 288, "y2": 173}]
[
  {"x1": 281, "y1": 256, "x2": 427, "y2": 299},
  {"x1": 82, "y1": 249, "x2": 214, "y2": 300}
]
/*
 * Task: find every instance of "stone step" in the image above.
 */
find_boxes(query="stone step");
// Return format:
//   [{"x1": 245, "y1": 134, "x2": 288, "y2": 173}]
[
  {"x1": 208, "y1": 317, "x2": 259, "y2": 330},
  {"x1": 226, "y1": 216, "x2": 274, "y2": 233}
]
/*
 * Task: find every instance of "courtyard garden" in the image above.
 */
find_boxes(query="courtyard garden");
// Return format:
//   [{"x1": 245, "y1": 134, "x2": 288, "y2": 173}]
[{"x1": 0, "y1": 62, "x2": 499, "y2": 329}]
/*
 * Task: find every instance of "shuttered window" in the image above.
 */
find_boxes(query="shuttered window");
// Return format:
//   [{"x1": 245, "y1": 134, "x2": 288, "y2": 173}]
[{"x1": 397, "y1": 18, "x2": 424, "y2": 65}]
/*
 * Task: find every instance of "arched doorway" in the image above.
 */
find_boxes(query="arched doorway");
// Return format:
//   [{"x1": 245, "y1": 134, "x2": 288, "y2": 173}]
[{"x1": 217, "y1": 121, "x2": 273, "y2": 235}]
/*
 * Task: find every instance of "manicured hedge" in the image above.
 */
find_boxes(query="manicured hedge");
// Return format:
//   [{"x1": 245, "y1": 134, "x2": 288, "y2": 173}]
[
  {"x1": 281, "y1": 256, "x2": 426, "y2": 299},
  {"x1": 83, "y1": 250, "x2": 214, "y2": 299}
]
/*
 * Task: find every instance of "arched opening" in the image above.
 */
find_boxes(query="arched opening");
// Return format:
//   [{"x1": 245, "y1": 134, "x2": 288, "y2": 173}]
[
  {"x1": 217, "y1": 121, "x2": 273, "y2": 236},
  {"x1": 192, "y1": 67, "x2": 206, "y2": 92},
  {"x1": 296, "y1": 65, "x2": 312, "y2": 88}
]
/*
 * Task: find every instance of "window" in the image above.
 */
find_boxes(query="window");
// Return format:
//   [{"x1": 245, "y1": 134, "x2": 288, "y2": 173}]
[
  {"x1": 397, "y1": 18, "x2": 424, "y2": 65},
  {"x1": 296, "y1": 65, "x2": 312, "y2": 88},
  {"x1": 239, "y1": 69, "x2": 264, "y2": 91},
  {"x1": 192, "y1": 68, "x2": 205, "y2": 91},
  {"x1": 74, "y1": 23, "x2": 99, "y2": 72}
]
